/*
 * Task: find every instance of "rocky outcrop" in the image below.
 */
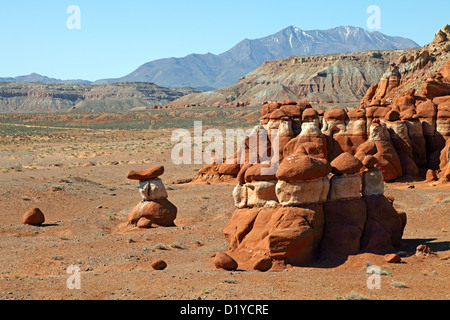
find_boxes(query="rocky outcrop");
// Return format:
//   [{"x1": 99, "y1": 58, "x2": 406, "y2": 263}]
[
  {"x1": 126, "y1": 166, "x2": 177, "y2": 228},
  {"x1": 222, "y1": 144, "x2": 406, "y2": 270},
  {"x1": 207, "y1": 26, "x2": 450, "y2": 271},
  {"x1": 219, "y1": 106, "x2": 409, "y2": 270}
]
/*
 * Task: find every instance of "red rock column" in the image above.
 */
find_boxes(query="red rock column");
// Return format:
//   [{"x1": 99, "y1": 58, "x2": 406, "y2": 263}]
[{"x1": 126, "y1": 166, "x2": 177, "y2": 228}]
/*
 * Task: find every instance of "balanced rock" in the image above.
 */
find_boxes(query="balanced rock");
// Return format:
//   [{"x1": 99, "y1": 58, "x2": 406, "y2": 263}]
[
  {"x1": 127, "y1": 165, "x2": 164, "y2": 181},
  {"x1": 276, "y1": 155, "x2": 331, "y2": 182},
  {"x1": 139, "y1": 178, "x2": 168, "y2": 201},
  {"x1": 21, "y1": 208, "x2": 45, "y2": 226},
  {"x1": 330, "y1": 152, "x2": 363, "y2": 175},
  {"x1": 127, "y1": 165, "x2": 177, "y2": 228},
  {"x1": 128, "y1": 199, "x2": 177, "y2": 227}
]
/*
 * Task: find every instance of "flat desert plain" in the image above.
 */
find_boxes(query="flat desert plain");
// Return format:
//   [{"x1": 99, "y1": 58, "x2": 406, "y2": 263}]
[{"x1": 0, "y1": 107, "x2": 448, "y2": 300}]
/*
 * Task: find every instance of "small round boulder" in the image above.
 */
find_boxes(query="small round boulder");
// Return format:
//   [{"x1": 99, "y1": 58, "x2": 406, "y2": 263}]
[
  {"x1": 151, "y1": 259, "x2": 167, "y2": 270},
  {"x1": 213, "y1": 251, "x2": 238, "y2": 271},
  {"x1": 21, "y1": 208, "x2": 45, "y2": 226}
]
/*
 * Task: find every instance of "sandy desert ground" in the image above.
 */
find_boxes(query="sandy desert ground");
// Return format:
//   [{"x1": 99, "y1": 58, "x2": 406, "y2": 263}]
[{"x1": 0, "y1": 108, "x2": 448, "y2": 301}]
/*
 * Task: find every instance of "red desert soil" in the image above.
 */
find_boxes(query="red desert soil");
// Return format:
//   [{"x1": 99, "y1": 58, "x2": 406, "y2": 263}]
[{"x1": 0, "y1": 130, "x2": 448, "y2": 300}]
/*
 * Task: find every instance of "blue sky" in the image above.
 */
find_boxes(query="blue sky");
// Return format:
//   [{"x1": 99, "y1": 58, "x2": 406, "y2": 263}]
[{"x1": 0, "y1": 0, "x2": 448, "y2": 81}]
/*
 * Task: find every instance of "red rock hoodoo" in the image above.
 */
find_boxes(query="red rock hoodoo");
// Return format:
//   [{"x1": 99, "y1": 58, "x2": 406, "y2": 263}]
[
  {"x1": 207, "y1": 25, "x2": 450, "y2": 270},
  {"x1": 126, "y1": 166, "x2": 177, "y2": 228}
]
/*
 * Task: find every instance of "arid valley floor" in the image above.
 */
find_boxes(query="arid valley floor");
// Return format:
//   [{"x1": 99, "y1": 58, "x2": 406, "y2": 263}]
[{"x1": 0, "y1": 107, "x2": 448, "y2": 300}]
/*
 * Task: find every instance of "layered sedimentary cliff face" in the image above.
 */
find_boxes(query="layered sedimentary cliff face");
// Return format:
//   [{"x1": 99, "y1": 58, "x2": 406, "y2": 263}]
[
  {"x1": 206, "y1": 26, "x2": 450, "y2": 271},
  {"x1": 170, "y1": 48, "x2": 419, "y2": 108},
  {"x1": 0, "y1": 82, "x2": 202, "y2": 113}
]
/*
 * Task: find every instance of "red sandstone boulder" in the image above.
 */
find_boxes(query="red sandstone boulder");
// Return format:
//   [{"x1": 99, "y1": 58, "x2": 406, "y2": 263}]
[
  {"x1": 214, "y1": 251, "x2": 238, "y2": 271},
  {"x1": 302, "y1": 108, "x2": 319, "y2": 122},
  {"x1": 237, "y1": 163, "x2": 252, "y2": 184},
  {"x1": 392, "y1": 89, "x2": 416, "y2": 112},
  {"x1": 426, "y1": 169, "x2": 438, "y2": 182},
  {"x1": 283, "y1": 121, "x2": 328, "y2": 160},
  {"x1": 252, "y1": 257, "x2": 272, "y2": 271},
  {"x1": 385, "y1": 109, "x2": 400, "y2": 121},
  {"x1": 127, "y1": 165, "x2": 165, "y2": 181},
  {"x1": 218, "y1": 163, "x2": 241, "y2": 176},
  {"x1": 330, "y1": 152, "x2": 363, "y2": 175},
  {"x1": 355, "y1": 122, "x2": 403, "y2": 181},
  {"x1": 269, "y1": 108, "x2": 289, "y2": 120},
  {"x1": 323, "y1": 108, "x2": 348, "y2": 122},
  {"x1": 365, "y1": 106, "x2": 390, "y2": 122},
  {"x1": 281, "y1": 99, "x2": 297, "y2": 106},
  {"x1": 347, "y1": 108, "x2": 366, "y2": 120},
  {"x1": 400, "y1": 108, "x2": 416, "y2": 120},
  {"x1": 433, "y1": 95, "x2": 450, "y2": 106},
  {"x1": 128, "y1": 199, "x2": 177, "y2": 227},
  {"x1": 280, "y1": 104, "x2": 302, "y2": 119},
  {"x1": 151, "y1": 259, "x2": 167, "y2": 270},
  {"x1": 421, "y1": 73, "x2": 450, "y2": 99},
  {"x1": 417, "y1": 100, "x2": 438, "y2": 119},
  {"x1": 384, "y1": 253, "x2": 401, "y2": 263},
  {"x1": 244, "y1": 162, "x2": 277, "y2": 182},
  {"x1": 224, "y1": 206, "x2": 324, "y2": 267},
  {"x1": 261, "y1": 104, "x2": 271, "y2": 116},
  {"x1": 21, "y1": 208, "x2": 45, "y2": 226},
  {"x1": 276, "y1": 155, "x2": 331, "y2": 182},
  {"x1": 136, "y1": 217, "x2": 152, "y2": 228},
  {"x1": 360, "y1": 83, "x2": 378, "y2": 108}
]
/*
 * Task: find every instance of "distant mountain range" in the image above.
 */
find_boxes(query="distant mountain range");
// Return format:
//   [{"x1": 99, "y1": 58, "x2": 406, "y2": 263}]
[
  {"x1": 0, "y1": 73, "x2": 92, "y2": 85},
  {"x1": 93, "y1": 26, "x2": 419, "y2": 90},
  {"x1": 1, "y1": 26, "x2": 419, "y2": 91}
]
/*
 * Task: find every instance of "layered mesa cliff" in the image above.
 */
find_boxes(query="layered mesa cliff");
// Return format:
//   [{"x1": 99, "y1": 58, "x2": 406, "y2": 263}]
[
  {"x1": 202, "y1": 26, "x2": 450, "y2": 270},
  {"x1": 0, "y1": 82, "x2": 202, "y2": 113},
  {"x1": 169, "y1": 47, "x2": 420, "y2": 108}
]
